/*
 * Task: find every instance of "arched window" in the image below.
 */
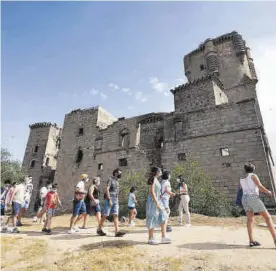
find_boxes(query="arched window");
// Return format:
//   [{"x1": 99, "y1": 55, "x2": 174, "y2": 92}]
[{"x1": 120, "y1": 128, "x2": 130, "y2": 149}]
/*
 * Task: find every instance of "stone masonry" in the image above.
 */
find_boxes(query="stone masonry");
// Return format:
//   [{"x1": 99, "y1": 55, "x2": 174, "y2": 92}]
[{"x1": 22, "y1": 31, "x2": 276, "y2": 211}]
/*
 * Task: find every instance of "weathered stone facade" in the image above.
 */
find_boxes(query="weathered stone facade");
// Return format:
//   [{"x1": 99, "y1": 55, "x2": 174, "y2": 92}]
[{"x1": 22, "y1": 31, "x2": 276, "y2": 211}]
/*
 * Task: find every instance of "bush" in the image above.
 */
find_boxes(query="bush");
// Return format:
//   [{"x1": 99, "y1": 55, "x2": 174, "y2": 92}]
[{"x1": 119, "y1": 158, "x2": 234, "y2": 218}]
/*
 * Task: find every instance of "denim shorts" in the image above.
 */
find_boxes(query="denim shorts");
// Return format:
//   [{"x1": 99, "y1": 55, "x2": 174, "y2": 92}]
[
  {"x1": 103, "y1": 198, "x2": 119, "y2": 216},
  {"x1": 72, "y1": 200, "x2": 87, "y2": 216},
  {"x1": 12, "y1": 202, "x2": 21, "y2": 216},
  {"x1": 21, "y1": 200, "x2": 30, "y2": 209},
  {"x1": 47, "y1": 208, "x2": 55, "y2": 217}
]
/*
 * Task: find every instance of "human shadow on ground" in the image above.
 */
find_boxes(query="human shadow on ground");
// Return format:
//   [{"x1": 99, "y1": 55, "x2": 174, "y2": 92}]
[
  {"x1": 16, "y1": 230, "x2": 60, "y2": 237},
  {"x1": 179, "y1": 242, "x2": 274, "y2": 250},
  {"x1": 81, "y1": 240, "x2": 147, "y2": 251}
]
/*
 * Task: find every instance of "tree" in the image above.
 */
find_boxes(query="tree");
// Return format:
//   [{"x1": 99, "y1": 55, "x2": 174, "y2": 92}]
[{"x1": 1, "y1": 148, "x2": 24, "y2": 185}]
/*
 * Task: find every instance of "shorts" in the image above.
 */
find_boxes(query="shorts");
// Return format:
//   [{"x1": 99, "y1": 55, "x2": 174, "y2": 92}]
[
  {"x1": 103, "y1": 198, "x2": 119, "y2": 216},
  {"x1": 128, "y1": 206, "x2": 136, "y2": 210},
  {"x1": 91, "y1": 204, "x2": 101, "y2": 214},
  {"x1": 47, "y1": 208, "x2": 55, "y2": 217},
  {"x1": 72, "y1": 200, "x2": 87, "y2": 216},
  {"x1": 21, "y1": 200, "x2": 30, "y2": 209},
  {"x1": 12, "y1": 202, "x2": 21, "y2": 216}
]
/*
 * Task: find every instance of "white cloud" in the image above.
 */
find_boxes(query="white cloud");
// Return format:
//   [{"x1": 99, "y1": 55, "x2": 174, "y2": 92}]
[
  {"x1": 100, "y1": 93, "x2": 108, "y2": 100},
  {"x1": 108, "y1": 83, "x2": 120, "y2": 90},
  {"x1": 149, "y1": 77, "x2": 169, "y2": 93},
  {"x1": 89, "y1": 88, "x2": 99, "y2": 95},
  {"x1": 121, "y1": 88, "x2": 131, "y2": 93},
  {"x1": 127, "y1": 105, "x2": 134, "y2": 110},
  {"x1": 135, "y1": 91, "x2": 148, "y2": 103}
]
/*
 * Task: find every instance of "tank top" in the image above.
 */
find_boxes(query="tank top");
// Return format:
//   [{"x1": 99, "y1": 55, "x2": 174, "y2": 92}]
[
  {"x1": 128, "y1": 193, "x2": 135, "y2": 207},
  {"x1": 240, "y1": 173, "x2": 259, "y2": 196}
]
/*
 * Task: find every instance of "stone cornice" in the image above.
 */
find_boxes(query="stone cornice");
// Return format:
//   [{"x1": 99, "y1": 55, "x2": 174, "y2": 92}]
[
  {"x1": 170, "y1": 73, "x2": 224, "y2": 94},
  {"x1": 29, "y1": 122, "x2": 58, "y2": 129}
]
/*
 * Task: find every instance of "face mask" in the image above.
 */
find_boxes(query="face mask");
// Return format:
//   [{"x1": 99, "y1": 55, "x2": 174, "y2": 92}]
[
  {"x1": 117, "y1": 172, "x2": 122, "y2": 179},
  {"x1": 84, "y1": 178, "x2": 89, "y2": 183},
  {"x1": 47, "y1": 185, "x2": 52, "y2": 190},
  {"x1": 52, "y1": 189, "x2": 57, "y2": 193}
]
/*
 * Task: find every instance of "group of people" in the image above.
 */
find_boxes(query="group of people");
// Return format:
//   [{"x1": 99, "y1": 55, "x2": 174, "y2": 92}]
[{"x1": 1, "y1": 162, "x2": 276, "y2": 248}]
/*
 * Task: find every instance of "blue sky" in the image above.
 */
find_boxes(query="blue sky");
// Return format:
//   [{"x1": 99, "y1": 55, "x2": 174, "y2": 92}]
[{"x1": 2, "y1": 1, "x2": 276, "y2": 161}]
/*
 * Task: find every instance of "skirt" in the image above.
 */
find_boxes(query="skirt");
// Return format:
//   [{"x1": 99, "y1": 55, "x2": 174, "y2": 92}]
[{"x1": 242, "y1": 194, "x2": 267, "y2": 213}]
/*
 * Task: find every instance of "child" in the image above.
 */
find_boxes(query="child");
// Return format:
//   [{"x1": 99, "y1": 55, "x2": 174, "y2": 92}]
[
  {"x1": 128, "y1": 187, "x2": 137, "y2": 227},
  {"x1": 41, "y1": 183, "x2": 61, "y2": 235},
  {"x1": 160, "y1": 171, "x2": 175, "y2": 232}
]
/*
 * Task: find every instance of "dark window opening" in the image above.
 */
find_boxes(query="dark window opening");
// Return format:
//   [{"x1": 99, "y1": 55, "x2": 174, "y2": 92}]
[
  {"x1": 93, "y1": 154, "x2": 96, "y2": 160},
  {"x1": 220, "y1": 148, "x2": 230, "y2": 156},
  {"x1": 30, "y1": 160, "x2": 36, "y2": 169},
  {"x1": 76, "y1": 149, "x2": 83, "y2": 163},
  {"x1": 222, "y1": 162, "x2": 231, "y2": 168},
  {"x1": 78, "y1": 128, "x2": 84, "y2": 136},
  {"x1": 121, "y1": 134, "x2": 130, "y2": 149},
  {"x1": 45, "y1": 158, "x2": 50, "y2": 166},
  {"x1": 98, "y1": 163, "x2": 103, "y2": 170},
  {"x1": 34, "y1": 145, "x2": 39, "y2": 153},
  {"x1": 178, "y1": 153, "x2": 186, "y2": 161},
  {"x1": 200, "y1": 64, "x2": 205, "y2": 71},
  {"x1": 119, "y1": 158, "x2": 128, "y2": 167}
]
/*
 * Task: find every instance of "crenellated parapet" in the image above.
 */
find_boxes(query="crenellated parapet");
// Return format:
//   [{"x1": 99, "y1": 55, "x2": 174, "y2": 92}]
[
  {"x1": 29, "y1": 122, "x2": 58, "y2": 129},
  {"x1": 68, "y1": 106, "x2": 99, "y2": 116},
  {"x1": 204, "y1": 39, "x2": 219, "y2": 75},
  {"x1": 170, "y1": 73, "x2": 223, "y2": 95}
]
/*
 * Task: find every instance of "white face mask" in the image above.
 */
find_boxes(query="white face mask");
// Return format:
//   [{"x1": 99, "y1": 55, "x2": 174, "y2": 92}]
[
  {"x1": 52, "y1": 189, "x2": 57, "y2": 193},
  {"x1": 176, "y1": 178, "x2": 180, "y2": 183},
  {"x1": 85, "y1": 178, "x2": 89, "y2": 183}
]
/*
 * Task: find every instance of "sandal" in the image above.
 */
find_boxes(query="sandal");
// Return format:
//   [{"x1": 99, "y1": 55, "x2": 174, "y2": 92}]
[{"x1": 249, "y1": 241, "x2": 261, "y2": 247}]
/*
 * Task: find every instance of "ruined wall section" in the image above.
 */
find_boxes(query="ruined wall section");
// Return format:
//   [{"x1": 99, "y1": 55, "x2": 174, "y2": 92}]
[{"x1": 161, "y1": 100, "x2": 275, "y2": 205}]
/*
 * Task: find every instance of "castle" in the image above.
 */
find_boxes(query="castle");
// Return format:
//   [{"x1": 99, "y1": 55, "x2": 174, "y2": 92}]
[{"x1": 22, "y1": 31, "x2": 276, "y2": 211}]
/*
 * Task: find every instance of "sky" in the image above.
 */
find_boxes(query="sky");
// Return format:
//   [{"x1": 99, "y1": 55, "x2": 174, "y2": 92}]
[{"x1": 1, "y1": 1, "x2": 276, "y2": 162}]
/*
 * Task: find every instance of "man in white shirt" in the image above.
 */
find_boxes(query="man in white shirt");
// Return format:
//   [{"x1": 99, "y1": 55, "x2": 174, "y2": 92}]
[
  {"x1": 17, "y1": 176, "x2": 34, "y2": 226},
  {"x1": 160, "y1": 170, "x2": 175, "y2": 232},
  {"x1": 68, "y1": 174, "x2": 89, "y2": 234},
  {"x1": 3, "y1": 179, "x2": 25, "y2": 233}
]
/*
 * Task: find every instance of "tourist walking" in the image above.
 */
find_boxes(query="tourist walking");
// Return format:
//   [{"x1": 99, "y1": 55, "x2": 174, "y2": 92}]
[
  {"x1": 128, "y1": 186, "x2": 137, "y2": 227},
  {"x1": 85, "y1": 177, "x2": 102, "y2": 224},
  {"x1": 97, "y1": 168, "x2": 126, "y2": 237},
  {"x1": 146, "y1": 167, "x2": 170, "y2": 245},
  {"x1": 240, "y1": 162, "x2": 276, "y2": 248},
  {"x1": 33, "y1": 181, "x2": 52, "y2": 223},
  {"x1": 17, "y1": 176, "x2": 33, "y2": 226},
  {"x1": 177, "y1": 176, "x2": 191, "y2": 226},
  {"x1": 68, "y1": 174, "x2": 89, "y2": 234},
  {"x1": 160, "y1": 170, "x2": 175, "y2": 232},
  {"x1": 2, "y1": 179, "x2": 25, "y2": 233},
  {"x1": 1, "y1": 180, "x2": 11, "y2": 221},
  {"x1": 42, "y1": 183, "x2": 61, "y2": 235}
]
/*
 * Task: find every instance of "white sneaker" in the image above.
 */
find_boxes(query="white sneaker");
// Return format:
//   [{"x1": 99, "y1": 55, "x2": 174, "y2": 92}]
[
  {"x1": 161, "y1": 237, "x2": 171, "y2": 244},
  {"x1": 185, "y1": 223, "x2": 191, "y2": 227},
  {"x1": 68, "y1": 228, "x2": 76, "y2": 234},
  {"x1": 73, "y1": 226, "x2": 80, "y2": 232},
  {"x1": 148, "y1": 239, "x2": 159, "y2": 245},
  {"x1": 131, "y1": 221, "x2": 135, "y2": 226},
  {"x1": 32, "y1": 217, "x2": 38, "y2": 222}
]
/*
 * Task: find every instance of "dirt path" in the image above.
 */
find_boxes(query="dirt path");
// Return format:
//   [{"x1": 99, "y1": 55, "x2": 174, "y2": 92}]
[{"x1": 1, "y1": 215, "x2": 276, "y2": 271}]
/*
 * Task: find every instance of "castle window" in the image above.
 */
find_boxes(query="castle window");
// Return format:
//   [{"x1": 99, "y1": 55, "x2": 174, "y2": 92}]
[
  {"x1": 178, "y1": 153, "x2": 186, "y2": 161},
  {"x1": 30, "y1": 160, "x2": 36, "y2": 169},
  {"x1": 34, "y1": 145, "x2": 39, "y2": 153},
  {"x1": 76, "y1": 148, "x2": 83, "y2": 163},
  {"x1": 45, "y1": 157, "x2": 50, "y2": 167},
  {"x1": 119, "y1": 158, "x2": 128, "y2": 167},
  {"x1": 98, "y1": 163, "x2": 103, "y2": 170},
  {"x1": 220, "y1": 148, "x2": 230, "y2": 156},
  {"x1": 120, "y1": 128, "x2": 130, "y2": 149},
  {"x1": 200, "y1": 64, "x2": 205, "y2": 71},
  {"x1": 78, "y1": 128, "x2": 84, "y2": 136},
  {"x1": 95, "y1": 136, "x2": 103, "y2": 150}
]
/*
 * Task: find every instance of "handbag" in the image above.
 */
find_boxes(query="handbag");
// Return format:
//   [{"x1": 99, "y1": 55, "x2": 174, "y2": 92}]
[{"x1": 235, "y1": 187, "x2": 243, "y2": 206}]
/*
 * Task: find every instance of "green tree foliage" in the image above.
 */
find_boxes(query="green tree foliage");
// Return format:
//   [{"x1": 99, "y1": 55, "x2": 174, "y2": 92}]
[
  {"x1": 119, "y1": 159, "x2": 234, "y2": 218},
  {"x1": 1, "y1": 148, "x2": 24, "y2": 185}
]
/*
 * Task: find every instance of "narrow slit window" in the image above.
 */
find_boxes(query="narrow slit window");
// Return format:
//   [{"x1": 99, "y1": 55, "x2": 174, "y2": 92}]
[
  {"x1": 98, "y1": 163, "x2": 103, "y2": 170},
  {"x1": 78, "y1": 128, "x2": 84, "y2": 136},
  {"x1": 45, "y1": 157, "x2": 50, "y2": 166},
  {"x1": 30, "y1": 160, "x2": 36, "y2": 169},
  {"x1": 34, "y1": 145, "x2": 39, "y2": 153},
  {"x1": 76, "y1": 149, "x2": 83, "y2": 163}
]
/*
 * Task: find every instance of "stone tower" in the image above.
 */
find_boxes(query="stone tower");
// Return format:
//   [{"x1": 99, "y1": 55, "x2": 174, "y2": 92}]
[{"x1": 22, "y1": 122, "x2": 61, "y2": 211}]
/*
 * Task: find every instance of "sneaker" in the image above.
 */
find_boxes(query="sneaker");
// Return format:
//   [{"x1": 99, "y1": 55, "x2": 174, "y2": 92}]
[
  {"x1": 46, "y1": 229, "x2": 52, "y2": 235},
  {"x1": 12, "y1": 227, "x2": 20, "y2": 233},
  {"x1": 166, "y1": 226, "x2": 172, "y2": 232},
  {"x1": 80, "y1": 226, "x2": 88, "y2": 230},
  {"x1": 185, "y1": 223, "x2": 191, "y2": 227},
  {"x1": 179, "y1": 223, "x2": 184, "y2": 226},
  {"x1": 249, "y1": 241, "x2": 261, "y2": 247},
  {"x1": 97, "y1": 229, "x2": 107, "y2": 236},
  {"x1": 115, "y1": 231, "x2": 126, "y2": 237},
  {"x1": 73, "y1": 226, "x2": 80, "y2": 232},
  {"x1": 1, "y1": 227, "x2": 8, "y2": 233},
  {"x1": 42, "y1": 228, "x2": 47, "y2": 233},
  {"x1": 16, "y1": 221, "x2": 23, "y2": 227},
  {"x1": 131, "y1": 221, "x2": 135, "y2": 226},
  {"x1": 68, "y1": 228, "x2": 76, "y2": 234},
  {"x1": 33, "y1": 217, "x2": 38, "y2": 222},
  {"x1": 148, "y1": 239, "x2": 159, "y2": 245},
  {"x1": 161, "y1": 237, "x2": 171, "y2": 244}
]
